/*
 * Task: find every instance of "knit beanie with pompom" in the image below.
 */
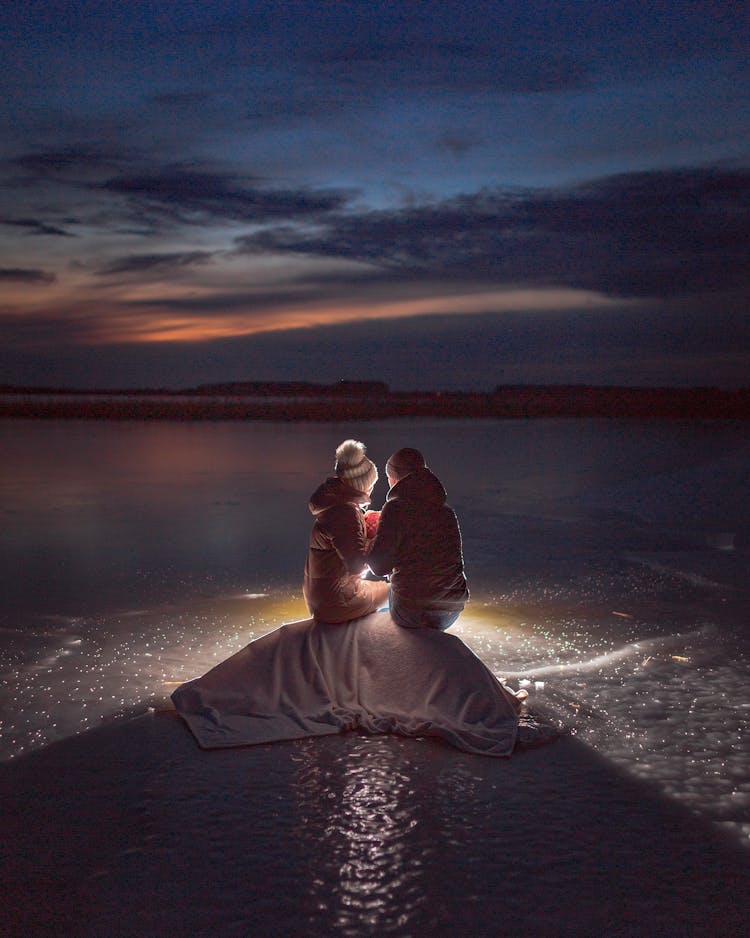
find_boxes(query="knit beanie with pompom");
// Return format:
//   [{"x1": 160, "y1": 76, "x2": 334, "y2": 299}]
[{"x1": 334, "y1": 440, "x2": 378, "y2": 494}]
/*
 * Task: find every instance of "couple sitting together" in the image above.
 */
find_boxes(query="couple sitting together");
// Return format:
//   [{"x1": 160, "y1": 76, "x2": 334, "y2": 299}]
[
  {"x1": 173, "y1": 439, "x2": 538, "y2": 757},
  {"x1": 303, "y1": 439, "x2": 469, "y2": 631}
]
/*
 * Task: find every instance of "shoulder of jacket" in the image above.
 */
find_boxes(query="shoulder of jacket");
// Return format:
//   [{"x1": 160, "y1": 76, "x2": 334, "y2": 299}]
[{"x1": 321, "y1": 501, "x2": 362, "y2": 520}]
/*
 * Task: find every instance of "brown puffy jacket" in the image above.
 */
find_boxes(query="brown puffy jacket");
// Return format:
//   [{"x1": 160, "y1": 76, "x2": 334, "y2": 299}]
[{"x1": 303, "y1": 476, "x2": 382, "y2": 623}]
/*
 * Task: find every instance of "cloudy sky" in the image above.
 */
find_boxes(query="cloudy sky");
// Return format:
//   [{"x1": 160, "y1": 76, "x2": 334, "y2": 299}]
[{"x1": 2, "y1": 0, "x2": 749, "y2": 390}]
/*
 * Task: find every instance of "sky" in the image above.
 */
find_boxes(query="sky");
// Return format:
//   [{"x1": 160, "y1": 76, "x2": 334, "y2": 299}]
[{"x1": 1, "y1": 0, "x2": 749, "y2": 391}]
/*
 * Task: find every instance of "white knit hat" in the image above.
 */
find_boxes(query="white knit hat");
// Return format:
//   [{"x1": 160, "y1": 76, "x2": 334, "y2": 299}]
[{"x1": 334, "y1": 439, "x2": 378, "y2": 493}]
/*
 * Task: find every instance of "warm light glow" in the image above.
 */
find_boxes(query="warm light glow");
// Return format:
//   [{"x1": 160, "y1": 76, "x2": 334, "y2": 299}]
[{"x1": 82, "y1": 287, "x2": 624, "y2": 345}]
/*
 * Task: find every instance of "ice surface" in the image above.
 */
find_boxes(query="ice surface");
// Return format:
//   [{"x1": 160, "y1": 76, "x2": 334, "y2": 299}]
[{"x1": 2, "y1": 417, "x2": 749, "y2": 849}]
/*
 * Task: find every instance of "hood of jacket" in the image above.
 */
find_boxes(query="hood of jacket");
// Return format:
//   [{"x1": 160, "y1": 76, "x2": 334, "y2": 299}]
[
  {"x1": 385, "y1": 466, "x2": 446, "y2": 507},
  {"x1": 308, "y1": 475, "x2": 369, "y2": 516}
]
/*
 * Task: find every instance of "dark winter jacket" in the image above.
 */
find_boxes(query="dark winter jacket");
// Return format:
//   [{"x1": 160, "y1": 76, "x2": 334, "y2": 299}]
[
  {"x1": 367, "y1": 467, "x2": 468, "y2": 615},
  {"x1": 303, "y1": 476, "x2": 378, "y2": 623}
]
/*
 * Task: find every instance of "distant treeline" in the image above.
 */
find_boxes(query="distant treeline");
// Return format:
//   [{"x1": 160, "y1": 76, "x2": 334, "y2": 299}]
[
  {"x1": 1, "y1": 382, "x2": 749, "y2": 420},
  {"x1": 192, "y1": 380, "x2": 391, "y2": 396},
  {"x1": 0, "y1": 380, "x2": 390, "y2": 397}
]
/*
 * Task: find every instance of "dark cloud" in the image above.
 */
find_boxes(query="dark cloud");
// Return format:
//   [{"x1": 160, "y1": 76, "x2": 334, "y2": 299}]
[
  {"x1": 2, "y1": 218, "x2": 74, "y2": 237},
  {"x1": 10, "y1": 145, "x2": 129, "y2": 177},
  {"x1": 436, "y1": 132, "x2": 481, "y2": 157},
  {"x1": 0, "y1": 311, "x2": 89, "y2": 348},
  {"x1": 305, "y1": 34, "x2": 589, "y2": 95},
  {"x1": 100, "y1": 170, "x2": 353, "y2": 224},
  {"x1": 97, "y1": 251, "x2": 214, "y2": 276},
  {"x1": 283, "y1": 2, "x2": 748, "y2": 99},
  {"x1": 322, "y1": 38, "x2": 589, "y2": 94},
  {"x1": 236, "y1": 167, "x2": 750, "y2": 299},
  {"x1": 121, "y1": 289, "x2": 311, "y2": 314},
  {"x1": 0, "y1": 267, "x2": 55, "y2": 284},
  {"x1": 244, "y1": 87, "x2": 342, "y2": 127}
]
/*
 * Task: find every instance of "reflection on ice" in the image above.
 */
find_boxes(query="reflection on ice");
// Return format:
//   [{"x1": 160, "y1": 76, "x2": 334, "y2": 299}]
[
  {"x1": 293, "y1": 737, "x2": 427, "y2": 934},
  {"x1": 3, "y1": 583, "x2": 748, "y2": 851},
  {"x1": 456, "y1": 609, "x2": 750, "y2": 848}
]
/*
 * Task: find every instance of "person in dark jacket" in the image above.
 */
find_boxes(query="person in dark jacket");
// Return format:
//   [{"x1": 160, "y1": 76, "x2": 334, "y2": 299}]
[
  {"x1": 303, "y1": 440, "x2": 390, "y2": 624},
  {"x1": 367, "y1": 448, "x2": 469, "y2": 630}
]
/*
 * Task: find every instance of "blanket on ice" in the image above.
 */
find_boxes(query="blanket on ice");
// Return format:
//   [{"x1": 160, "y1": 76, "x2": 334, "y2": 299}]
[{"x1": 172, "y1": 611, "x2": 522, "y2": 757}]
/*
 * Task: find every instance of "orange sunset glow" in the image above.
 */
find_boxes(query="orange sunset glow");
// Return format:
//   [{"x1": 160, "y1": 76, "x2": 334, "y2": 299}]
[{"x1": 83, "y1": 287, "x2": 622, "y2": 345}]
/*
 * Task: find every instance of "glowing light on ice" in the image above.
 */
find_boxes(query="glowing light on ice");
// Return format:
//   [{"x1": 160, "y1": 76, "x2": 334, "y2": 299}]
[
  {"x1": 497, "y1": 628, "x2": 708, "y2": 681},
  {"x1": 0, "y1": 591, "x2": 307, "y2": 762}
]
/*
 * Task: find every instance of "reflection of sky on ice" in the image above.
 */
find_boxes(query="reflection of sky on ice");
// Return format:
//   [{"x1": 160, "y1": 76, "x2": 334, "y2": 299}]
[{"x1": 1, "y1": 418, "x2": 749, "y2": 850}]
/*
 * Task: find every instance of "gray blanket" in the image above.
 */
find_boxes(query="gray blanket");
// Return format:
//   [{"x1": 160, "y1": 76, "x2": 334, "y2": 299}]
[{"x1": 172, "y1": 611, "x2": 522, "y2": 757}]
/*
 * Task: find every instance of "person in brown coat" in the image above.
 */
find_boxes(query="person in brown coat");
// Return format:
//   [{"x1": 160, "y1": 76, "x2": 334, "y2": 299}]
[
  {"x1": 366, "y1": 447, "x2": 469, "y2": 630},
  {"x1": 303, "y1": 440, "x2": 390, "y2": 624}
]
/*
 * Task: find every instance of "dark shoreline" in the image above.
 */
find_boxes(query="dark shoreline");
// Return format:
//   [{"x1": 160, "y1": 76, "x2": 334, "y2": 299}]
[{"x1": 2, "y1": 384, "x2": 749, "y2": 420}]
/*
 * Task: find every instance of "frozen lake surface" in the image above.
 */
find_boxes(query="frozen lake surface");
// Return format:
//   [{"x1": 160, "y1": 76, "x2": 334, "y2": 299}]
[{"x1": 1, "y1": 417, "x2": 749, "y2": 848}]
